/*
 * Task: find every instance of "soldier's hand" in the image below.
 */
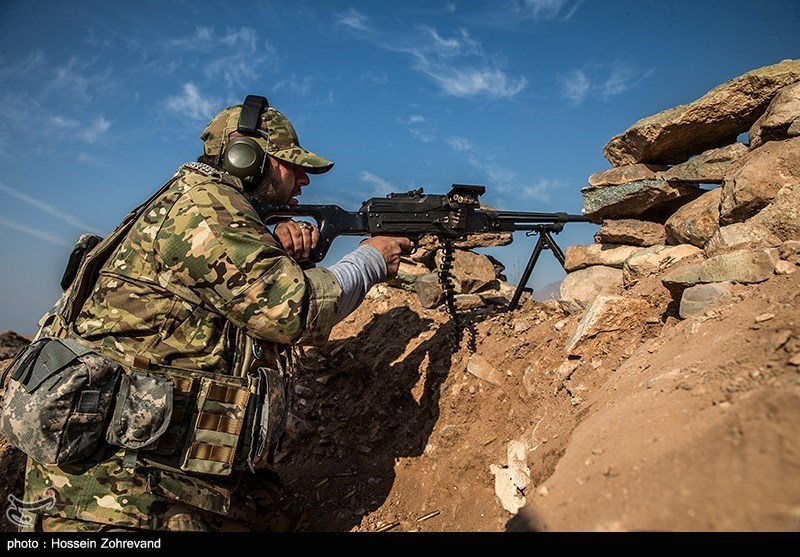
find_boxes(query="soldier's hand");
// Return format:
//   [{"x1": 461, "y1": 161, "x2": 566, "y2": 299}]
[
  {"x1": 274, "y1": 220, "x2": 319, "y2": 263},
  {"x1": 360, "y1": 236, "x2": 415, "y2": 280}
]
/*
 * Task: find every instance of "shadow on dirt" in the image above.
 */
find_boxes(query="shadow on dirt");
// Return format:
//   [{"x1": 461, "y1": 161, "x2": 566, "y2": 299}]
[{"x1": 276, "y1": 306, "x2": 457, "y2": 531}]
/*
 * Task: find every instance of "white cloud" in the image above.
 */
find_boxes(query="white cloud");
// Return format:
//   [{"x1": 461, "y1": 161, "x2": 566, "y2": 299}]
[
  {"x1": 343, "y1": 21, "x2": 527, "y2": 100},
  {"x1": 0, "y1": 50, "x2": 46, "y2": 79},
  {"x1": 422, "y1": 65, "x2": 528, "y2": 98},
  {"x1": 421, "y1": 26, "x2": 466, "y2": 52},
  {"x1": 166, "y1": 83, "x2": 218, "y2": 121},
  {"x1": 77, "y1": 116, "x2": 111, "y2": 142},
  {"x1": 168, "y1": 26, "x2": 278, "y2": 90},
  {"x1": 403, "y1": 113, "x2": 436, "y2": 144},
  {"x1": 397, "y1": 114, "x2": 426, "y2": 125},
  {"x1": 220, "y1": 28, "x2": 259, "y2": 50},
  {"x1": 445, "y1": 136, "x2": 473, "y2": 152},
  {"x1": 560, "y1": 69, "x2": 590, "y2": 105},
  {"x1": 513, "y1": 0, "x2": 581, "y2": 21},
  {"x1": 560, "y1": 63, "x2": 651, "y2": 105},
  {"x1": 46, "y1": 57, "x2": 111, "y2": 105},
  {"x1": 50, "y1": 116, "x2": 80, "y2": 129},
  {"x1": 337, "y1": 8, "x2": 370, "y2": 31},
  {"x1": 0, "y1": 216, "x2": 72, "y2": 248},
  {"x1": 273, "y1": 75, "x2": 313, "y2": 97},
  {"x1": 51, "y1": 59, "x2": 90, "y2": 96},
  {"x1": 451, "y1": 148, "x2": 562, "y2": 205},
  {"x1": 168, "y1": 26, "x2": 215, "y2": 50},
  {"x1": 519, "y1": 178, "x2": 565, "y2": 203},
  {"x1": 48, "y1": 115, "x2": 109, "y2": 142},
  {"x1": 405, "y1": 28, "x2": 527, "y2": 99},
  {"x1": 360, "y1": 171, "x2": 395, "y2": 195},
  {"x1": 599, "y1": 64, "x2": 650, "y2": 98},
  {"x1": 0, "y1": 183, "x2": 104, "y2": 235},
  {"x1": 360, "y1": 71, "x2": 390, "y2": 85},
  {"x1": 468, "y1": 155, "x2": 517, "y2": 188},
  {"x1": 410, "y1": 128, "x2": 437, "y2": 143}
]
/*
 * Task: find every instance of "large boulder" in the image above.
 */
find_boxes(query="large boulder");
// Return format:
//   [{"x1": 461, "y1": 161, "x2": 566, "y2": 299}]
[
  {"x1": 719, "y1": 136, "x2": 800, "y2": 224},
  {"x1": 603, "y1": 59, "x2": 800, "y2": 166},
  {"x1": 581, "y1": 179, "x2": 704, "y2": 222},
  {"x1": 588, "y1": 163, "x2": 667, "y2": 186},
  {"x1": 705, "y1": 223, "x2": 783, "y2": 256},
  {"x1": 749, "y1": 82, "x2": 800, "y2": 148},
  {"x1": 661, "y1": 248, "x2": 779, "y2": 300},
  {"x1": 664, "y1": 187, "x2": 722, "y2": 247},
  {"x1": 594, "y1": 219, "x2": 666, "y2": 247},
  {"x1": 564, "y1": 243, "x2": 643, "y2": 272},
  {"x1": 748, "y1": 182, "x2": 800, "y2": 242},
  {"x1": 660, "y1": 143, "x2": 749, "y2": 184},
  {"x1": 559, "y1": 265, "x2": 623, "y2": 314}
]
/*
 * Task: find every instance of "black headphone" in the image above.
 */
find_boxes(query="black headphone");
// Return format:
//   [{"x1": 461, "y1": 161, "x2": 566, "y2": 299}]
[{"x1": 217, "y1": 95, "x2": 270, "y2": 189}]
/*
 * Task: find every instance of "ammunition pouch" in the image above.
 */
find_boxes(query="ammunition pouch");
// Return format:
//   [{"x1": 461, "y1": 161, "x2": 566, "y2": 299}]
[
  {"x1": 177, "y1": 365, "x2": 288, "y2": 476},
  {"x1": 0, "y1": 337, "x2": 122, "y2": 466},
  {"x1": 105, "y1": 371, "x2": 173, "y2": 450},
  {"x1": 1, "y1": 336, "x2": 288, "y2": 477},
  {"x1": 109, "y1": 362, "x2": 288, "y2": 477},
  {"x1": 179, "y1": 375, "x2": 251, "y2": 476}
]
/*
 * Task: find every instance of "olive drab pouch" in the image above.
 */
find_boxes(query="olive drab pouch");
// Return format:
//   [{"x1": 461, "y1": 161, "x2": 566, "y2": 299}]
[
  {"x1": 179, "y1": 377, "x2": 251, "y2": 476},
  {"x1": 105, "y1": 371, "x2": 173, "y2": 450},
  {"x1": 0, "y1": 337, "x2": 121, "y2": 465}
]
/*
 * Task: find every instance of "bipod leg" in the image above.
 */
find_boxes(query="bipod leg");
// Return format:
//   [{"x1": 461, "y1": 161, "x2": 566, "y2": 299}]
[
  {"x1": 508, "y1": 232, "x2": 548, "y2": 312},
  {"x1": 541, "y1": 230, "x2": 566, "y2": 268}
]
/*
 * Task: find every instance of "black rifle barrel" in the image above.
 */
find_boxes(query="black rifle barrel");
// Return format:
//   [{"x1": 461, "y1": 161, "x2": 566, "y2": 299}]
[{"x1": 487, "y1": 210, "x2": 590, "y2": 222}]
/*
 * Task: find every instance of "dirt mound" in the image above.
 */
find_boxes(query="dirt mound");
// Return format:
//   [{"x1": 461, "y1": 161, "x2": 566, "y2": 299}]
[
  {"x1": 0, "y1": 271, "x2": 797, "y2": 533},
  {"x1": 272, "y1": 270, "x2": 800, "y2": 532},
  {"x1": 0, "y1": 331, "x2": 30, "y2": 361}
]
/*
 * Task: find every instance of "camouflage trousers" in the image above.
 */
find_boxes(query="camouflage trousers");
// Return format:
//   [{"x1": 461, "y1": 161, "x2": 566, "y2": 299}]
[{"x1": 19, "y1": 452, "x2": 308, "y2": 532}]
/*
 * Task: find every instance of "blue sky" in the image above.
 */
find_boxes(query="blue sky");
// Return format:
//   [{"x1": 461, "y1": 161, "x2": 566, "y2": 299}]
[{"x1": 0, "y1": 0, "x2": 797, "y2": 335}]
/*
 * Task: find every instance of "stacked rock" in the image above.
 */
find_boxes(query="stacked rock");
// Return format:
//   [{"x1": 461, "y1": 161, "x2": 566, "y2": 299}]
[
  {"x1": 390, "y1": 218, "x2": 520, "y2": 312},
  {"x1": 561, "y1": 59, "x2": 800, "y2": 320}
]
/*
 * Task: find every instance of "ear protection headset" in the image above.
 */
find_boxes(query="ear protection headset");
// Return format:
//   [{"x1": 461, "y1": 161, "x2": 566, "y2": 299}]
[{"x1": 217, "y1": 95, "x2": 270, "y2": 189}]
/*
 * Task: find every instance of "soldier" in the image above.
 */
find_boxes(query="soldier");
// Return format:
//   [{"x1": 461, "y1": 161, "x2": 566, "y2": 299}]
[{"x1": 19, "y1": 96, "x2": 413, "y2": 532}]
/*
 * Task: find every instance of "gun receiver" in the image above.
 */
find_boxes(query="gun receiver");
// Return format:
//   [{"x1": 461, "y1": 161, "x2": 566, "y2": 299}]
[
  {"x1": 252, "y1": 184, "x2": 589, "y2": 265},
  {"x1": 252, "y1": 184, "x2": 590, "y2": 318}
]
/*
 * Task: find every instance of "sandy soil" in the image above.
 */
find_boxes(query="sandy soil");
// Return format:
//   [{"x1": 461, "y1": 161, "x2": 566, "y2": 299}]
[{"x1": 277, "y1": 270, "x2": 800, "y2": 532}]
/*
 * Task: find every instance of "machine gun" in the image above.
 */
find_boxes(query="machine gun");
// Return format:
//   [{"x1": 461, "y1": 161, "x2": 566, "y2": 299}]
[{"x1": 253, "y1": 185, "x2": 591, "y2": 348}]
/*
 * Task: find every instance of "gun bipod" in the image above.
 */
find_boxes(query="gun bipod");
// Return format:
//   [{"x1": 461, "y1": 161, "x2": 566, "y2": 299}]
[{"x1": 507, "y1": 223, "x2": 569, "y2": 312}]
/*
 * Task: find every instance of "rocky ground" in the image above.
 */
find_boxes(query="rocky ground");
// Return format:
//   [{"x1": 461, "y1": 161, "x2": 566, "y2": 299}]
[{"x1": 269, "y1": 265, "x2": 800, "y2": 532}]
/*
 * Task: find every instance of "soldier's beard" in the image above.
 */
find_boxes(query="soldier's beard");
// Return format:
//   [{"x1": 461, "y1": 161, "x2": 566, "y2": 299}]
[{"x1": 249, "y1": 162, "x2": 293, "y2": 205}]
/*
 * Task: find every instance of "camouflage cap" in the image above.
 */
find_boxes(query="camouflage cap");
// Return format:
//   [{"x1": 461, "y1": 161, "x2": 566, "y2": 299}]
[{"x1": 200, "y1": 104, "x2": 334, "y2": 174}]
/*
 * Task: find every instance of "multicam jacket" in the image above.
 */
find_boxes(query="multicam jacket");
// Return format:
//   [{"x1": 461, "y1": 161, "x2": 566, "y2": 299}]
[
  {"x1": 23, "y1": 162, "x2": 342, "y2": 530},
  {"x1": 76, "y1": 162, "x2": 341, "y2": 369}
]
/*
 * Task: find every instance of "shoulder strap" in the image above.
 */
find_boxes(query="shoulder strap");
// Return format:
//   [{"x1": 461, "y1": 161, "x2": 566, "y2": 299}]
[{"x1": 53, "y1": 167, "x2": 189, "y2": 332}]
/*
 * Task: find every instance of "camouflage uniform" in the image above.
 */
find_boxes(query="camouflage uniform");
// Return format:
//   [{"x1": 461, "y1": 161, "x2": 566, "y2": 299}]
[{"x1": 21, "y1": 105, "x2": 341, "y2": 532}]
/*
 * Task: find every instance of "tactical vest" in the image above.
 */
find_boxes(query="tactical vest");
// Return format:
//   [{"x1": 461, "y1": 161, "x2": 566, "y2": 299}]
[{"x1": 33, "y1": 162, "x2": 289, "y2": 475}]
